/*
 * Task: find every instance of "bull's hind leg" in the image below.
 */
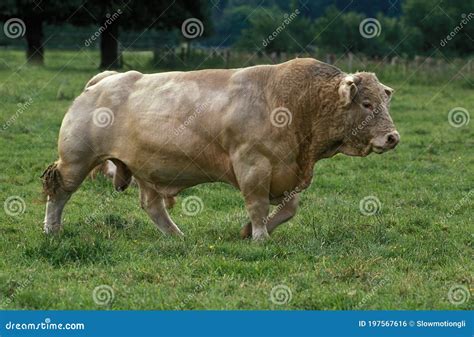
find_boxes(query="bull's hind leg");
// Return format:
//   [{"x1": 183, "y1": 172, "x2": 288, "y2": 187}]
[
  {"x1": 137, "y1": 180, "x2": 183, "y2": 236},
  {"x1": 42, "y1": 159, "x2": 95, "y2": 234}
]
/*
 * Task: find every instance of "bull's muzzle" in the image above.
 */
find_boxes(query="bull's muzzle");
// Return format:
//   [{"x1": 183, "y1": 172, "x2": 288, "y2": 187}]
[{"x1": 372, "y1": 130, "x2": 400, "y2": 153}]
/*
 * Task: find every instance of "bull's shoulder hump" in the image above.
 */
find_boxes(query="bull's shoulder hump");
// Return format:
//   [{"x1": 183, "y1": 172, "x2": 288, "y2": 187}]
[
  {"x1": 275, "y1": 57, "x2": 342, "y2": 74},
  {"x1": 229, "y1": 64, "x2": 275, "y2": 84}
]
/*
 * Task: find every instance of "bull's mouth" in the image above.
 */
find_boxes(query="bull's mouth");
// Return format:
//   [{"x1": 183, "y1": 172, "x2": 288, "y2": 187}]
[
  {"x1": 362, "y1": 144, "x2": 388, "y2": 156},
  {"x1": 361, "y1": 144, "x2": 379, "y2": 156},
  {"x1": 344, "y1": 143, "x2": 391, "y2": 157},
  {"x1": 372, "y1": 145, "x2": 386, "y2": 154}
]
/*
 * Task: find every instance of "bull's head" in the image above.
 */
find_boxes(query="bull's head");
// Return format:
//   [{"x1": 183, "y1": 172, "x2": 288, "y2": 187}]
[{"x1": 338, "y1": 72, "x2": 399, "y2": 156}]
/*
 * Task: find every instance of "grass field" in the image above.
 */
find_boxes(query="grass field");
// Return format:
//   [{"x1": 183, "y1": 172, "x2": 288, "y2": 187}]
[{"x1": 0, "y1": 50, "x2": 472, "y2": 310}]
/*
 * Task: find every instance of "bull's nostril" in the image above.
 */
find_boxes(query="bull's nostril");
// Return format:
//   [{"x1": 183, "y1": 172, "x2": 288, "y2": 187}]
[
  {"x1": 385, "y1": 131, "x2": 399, "y2": 148},
  {"x1": 387, "y1": 134, "x2": 396, "y2": 144}
]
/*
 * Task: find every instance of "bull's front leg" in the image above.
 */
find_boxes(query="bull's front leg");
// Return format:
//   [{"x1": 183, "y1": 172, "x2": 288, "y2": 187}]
[
  {"x1": 232, "y1": 155, "x2": 271, "y2": 241},
  {"x1": 240, "y1": 194, "x2": 300, "y2": 239},
  {"x1": 243, "y1": 192, "x2": 270, "y2": 240}
]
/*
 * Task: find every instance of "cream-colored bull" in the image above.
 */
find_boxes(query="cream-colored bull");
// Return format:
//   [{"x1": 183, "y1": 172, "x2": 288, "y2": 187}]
[{"x1": 42, "y1": 58, "x2": 399, "y2": 240}]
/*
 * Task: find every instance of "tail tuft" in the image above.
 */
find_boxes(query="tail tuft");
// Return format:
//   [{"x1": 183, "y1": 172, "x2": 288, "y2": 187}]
[{"x1": 41, "y1": 162, "x2": 63, "y2": 199}]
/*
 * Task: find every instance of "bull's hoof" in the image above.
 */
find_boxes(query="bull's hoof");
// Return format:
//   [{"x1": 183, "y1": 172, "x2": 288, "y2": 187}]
[
  {"x1": 43, "y1": 223, "x2": 62, "y2": 235},
  {"x1": 240, "y1": 222, "x2": 252, "y2": 239},
  {"x1": 252, "y1": 231, "x2": 270, "y2": 241},
  {"x1": 252, "y1": 228, "x2": 270, "y2": 241},
  {"x1": 115, "y1": 185, "x2": 126, "y2": 192}
]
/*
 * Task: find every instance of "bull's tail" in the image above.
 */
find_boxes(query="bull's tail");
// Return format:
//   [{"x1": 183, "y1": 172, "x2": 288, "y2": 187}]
[
  {"x1": 84, "y1": 70, "x2": 119, "y2": 89},
  {"x1": 41, "y1": 162, "x2": 63, "y2": 199}
]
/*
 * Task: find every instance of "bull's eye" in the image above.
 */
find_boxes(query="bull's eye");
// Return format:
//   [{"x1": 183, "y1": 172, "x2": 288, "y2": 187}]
[{"x1": 362, "y1": 102, "x2": 373, "y2": 110}]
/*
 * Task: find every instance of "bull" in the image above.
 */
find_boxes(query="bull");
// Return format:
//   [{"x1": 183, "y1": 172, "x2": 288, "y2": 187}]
[{"x1": 42, "y1": 58, "x2": 399, "y2": 240}]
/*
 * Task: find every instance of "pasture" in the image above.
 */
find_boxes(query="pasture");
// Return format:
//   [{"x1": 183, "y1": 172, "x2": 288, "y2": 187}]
[{"x1": 0, "y1": 50, "x2": 472, "y2": 310}]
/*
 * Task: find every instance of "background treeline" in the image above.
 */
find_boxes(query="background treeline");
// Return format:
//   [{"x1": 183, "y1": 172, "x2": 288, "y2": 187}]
[
  {"x1": 216, "y1": 0, "x2": 472, "y2": 57},
  {"x1": 0, "y1": 0, "x2": 472, "y2": 69}
]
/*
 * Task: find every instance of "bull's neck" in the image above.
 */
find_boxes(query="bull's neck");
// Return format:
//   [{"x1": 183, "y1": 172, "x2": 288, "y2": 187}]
[
  {"x1": 266, "y1": 63, "x2": 347, "y2": 190},
  {"x1": 283, "y1": 75, "x2": 347, "y2": 189}
]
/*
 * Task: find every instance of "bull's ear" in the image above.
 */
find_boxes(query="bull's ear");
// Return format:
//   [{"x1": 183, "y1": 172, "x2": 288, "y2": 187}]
[
  {"x1": 382, "y1": 84, "x2": 394, "y2": 99},
  {"x1": 338, "y1": 75, "x2": 358, "y2": 106}
]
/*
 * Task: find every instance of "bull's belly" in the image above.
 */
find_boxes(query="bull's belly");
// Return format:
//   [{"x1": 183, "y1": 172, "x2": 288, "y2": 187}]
[
  {"x1": 115, "y1": 144, "x2": 237, "y2": 194},
  {"x1": 131, "y1": 159, "x2": 299, "y2": 198},
  {"x1": 144, "y1": 164, "x2": 232, "y2": 187}
]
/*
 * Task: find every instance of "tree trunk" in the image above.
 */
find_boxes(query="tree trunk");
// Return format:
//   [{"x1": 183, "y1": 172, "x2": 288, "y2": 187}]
[
  {"x1": 24, "y1": 16, "x2": 44, "y2": 65},
  {"x1": 100, "y1": 19, "x2": 121, "y2": 69}
]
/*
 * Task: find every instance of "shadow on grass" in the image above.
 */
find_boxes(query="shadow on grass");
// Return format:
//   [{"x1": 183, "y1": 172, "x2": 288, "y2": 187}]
[
  {"x1": 103, "y1": 214, "x2": 129, "y2": 230},
  {"x1": 24, "y1": 226, "x2": 116, "y2": 267}
]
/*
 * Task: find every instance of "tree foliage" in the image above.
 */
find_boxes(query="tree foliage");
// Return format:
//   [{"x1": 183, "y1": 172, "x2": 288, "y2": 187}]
[
  {"x1": 234, "y1": 0, "x2": 471, "y2": 57},
  {"x1": 236, "y1": 6, "x2": 313, "y2": 53}
]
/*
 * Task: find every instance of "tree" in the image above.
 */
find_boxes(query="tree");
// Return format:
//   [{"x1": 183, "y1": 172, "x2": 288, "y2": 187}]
[
  {"x1": 313, "y1": 6, "x2": 353, "y2": 54},
  {"x1": 70, "y1": 0, "x2": 211, "y2": 69},
  {"x1": 313, "y1": 7, "x2": 409, "y2": 58},
  {"x1": 236, "y1": 6, "x2": 314, "y2": 54},
  {"x1": 206, "y1": 5, "x2": 254, "y2": 47},
  {"x1": 0, "y1": 0, "x2": 78, "y2": 65},
  {"x1": 402, "y1": 0, "x2": 474, "y2": 56}
]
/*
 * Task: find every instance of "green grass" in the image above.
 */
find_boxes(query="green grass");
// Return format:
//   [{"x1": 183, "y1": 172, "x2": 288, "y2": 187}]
[{"x1": 0, "y1": 50, "x2": 472, "y2": 310}]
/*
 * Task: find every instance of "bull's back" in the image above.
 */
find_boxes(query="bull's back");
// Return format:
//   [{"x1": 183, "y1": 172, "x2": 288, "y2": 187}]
[
  {"x1": 126, "y1": 68, "x2": 265, "y2": 149},
  {"x1": 110, "y1": 69, "x2": 250, "y2": 185}
]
